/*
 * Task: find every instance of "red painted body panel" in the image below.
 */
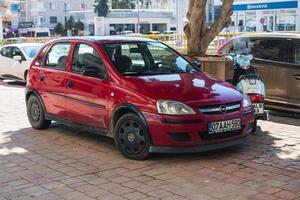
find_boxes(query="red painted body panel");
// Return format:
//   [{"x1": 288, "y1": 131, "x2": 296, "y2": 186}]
[{"x1": 26, "y1": 37, "x2": 255, "y2": 150}]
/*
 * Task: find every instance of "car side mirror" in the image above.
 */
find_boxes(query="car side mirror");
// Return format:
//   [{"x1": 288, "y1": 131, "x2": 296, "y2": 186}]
[
  {"x1": 13, "y1": 55, "x2": 22, "y2": 63},
  {"x1": 192, "y1": 59, "x2": 201, "y2": 69}
]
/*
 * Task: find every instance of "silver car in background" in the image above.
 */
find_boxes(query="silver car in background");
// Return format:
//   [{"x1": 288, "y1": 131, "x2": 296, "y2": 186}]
[{"x1": 0, "y1": 43, "x2": 43, "y2": 82}]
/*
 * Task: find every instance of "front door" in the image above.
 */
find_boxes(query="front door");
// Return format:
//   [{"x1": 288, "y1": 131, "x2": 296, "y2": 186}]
[
  {"x1": 64, "y1": 42, "x2": 110, "y2": 129},
  {"x1": 37, "y1": 42, "x2": 71, "y2": 118}
]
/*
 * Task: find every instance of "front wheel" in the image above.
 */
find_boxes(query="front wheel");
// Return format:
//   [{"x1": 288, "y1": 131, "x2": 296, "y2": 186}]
[
  {"x1": 114, "y1": 113, "x2": 151, "y2": 160},
  {"x1": 27, "y1": 95, "x2": 51, "y2": 130},
  {"x1": 24, "y1": 70, "x2": 28, "y2": 83}
]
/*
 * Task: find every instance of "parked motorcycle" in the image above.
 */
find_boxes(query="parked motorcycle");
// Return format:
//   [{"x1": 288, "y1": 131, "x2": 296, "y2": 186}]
[{"x1": 227, "y1": 40, "x2": 268, "y2": 132}]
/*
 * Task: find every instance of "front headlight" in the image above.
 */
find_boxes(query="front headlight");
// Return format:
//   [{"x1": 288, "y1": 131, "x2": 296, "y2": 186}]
[
  {"x1": 243, "y1": 95, "x2": 252, "y2": 108},
  {"x1": 157, "y1": 100, "x2": 196, "y2": 115}
]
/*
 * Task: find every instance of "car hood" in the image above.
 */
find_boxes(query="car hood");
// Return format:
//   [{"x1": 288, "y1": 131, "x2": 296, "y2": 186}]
[{"x1": 123, "y1": 72, "x2": 243, "y2": 106}]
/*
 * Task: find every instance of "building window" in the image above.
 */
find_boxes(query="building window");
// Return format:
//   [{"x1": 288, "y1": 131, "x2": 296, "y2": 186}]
[
  {"x1": 275, "y1": 10, "x2": 296, "y2": 31},
  {"x1": 49, "y1": 3, "x2": 56, "y2": 10},
  {"x1": 50, "y1": 16, "x2": 57, "y2": 24}
]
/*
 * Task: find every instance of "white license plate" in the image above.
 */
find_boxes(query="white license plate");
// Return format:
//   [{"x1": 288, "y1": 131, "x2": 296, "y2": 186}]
[
  {"x1": 208, "y1": 119, "x2": 241, "y2": 134},
  {"x1": 254, "y1": 103, "x2": 264, "y2": 114}
]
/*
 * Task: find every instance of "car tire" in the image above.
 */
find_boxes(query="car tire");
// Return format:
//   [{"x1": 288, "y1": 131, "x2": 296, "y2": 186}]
[
  {"x1": 24, "y1": 70, "x2": 28, "y2": 83},
  {"x1": 27, "y1": 95, "x2": 51, "y2": 130},
  {"x1": 252, "y1": 119, "x2": 257, "y2": 133},
  {"x1": 114, "y1": 113, "x2": 151, "y2": 160}
]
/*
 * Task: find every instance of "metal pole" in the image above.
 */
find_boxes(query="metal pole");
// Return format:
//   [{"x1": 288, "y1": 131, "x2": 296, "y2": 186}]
[
  {"x1": 176, "y1": 0, "x2": 178, "y2": 33},
  {"x1": 84, "y1": 0, "x2": 86, "y2": 35},
  {"x1": 137, "y1": 0, "x2": 140, "y2": 33}
]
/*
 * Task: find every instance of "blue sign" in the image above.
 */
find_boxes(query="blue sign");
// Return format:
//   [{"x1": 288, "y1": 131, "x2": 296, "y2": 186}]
[
  {"x1": 233, "y1": 1, "x2": 298, "y2": 11},
  {"x1": 11, "y1": 4, "x2": 21, "y2": 13}
]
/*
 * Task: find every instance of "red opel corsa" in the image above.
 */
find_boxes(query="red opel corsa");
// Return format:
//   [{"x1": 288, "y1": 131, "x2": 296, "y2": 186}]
[{"x1": 26, "y1": 37, "x2": 255, "y2": 160}]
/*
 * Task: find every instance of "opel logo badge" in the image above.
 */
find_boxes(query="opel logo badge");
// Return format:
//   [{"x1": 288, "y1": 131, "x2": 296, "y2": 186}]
[
  {"x1": 220, "y1": 105, "x2": 227, "y2": 113},
  {"x1": 128, "y1": 133, "x2": 135, "y2": 142}
]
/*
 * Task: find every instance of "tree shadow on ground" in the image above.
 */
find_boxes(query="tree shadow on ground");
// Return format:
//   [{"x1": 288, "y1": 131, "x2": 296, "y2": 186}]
[{"x1": 1, "y1": 116, "x2": 299, "y2": 169}]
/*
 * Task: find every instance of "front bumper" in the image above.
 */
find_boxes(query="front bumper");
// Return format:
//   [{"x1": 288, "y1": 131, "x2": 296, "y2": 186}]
[
  {"x1": 142, "y1": 107, "x2": 255, "y2": 150},
  {"x1": 149, "y1": 137, "x2": 246, "y2": 153}
]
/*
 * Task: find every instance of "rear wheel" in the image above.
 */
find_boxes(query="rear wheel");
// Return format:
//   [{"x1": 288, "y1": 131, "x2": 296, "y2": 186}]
[
  {"x1": 114, "y1": 113, "x2": 151, "y2": 160},
  {"x1": 27, "y1": 95, "x2": 51, "y2": 130}
]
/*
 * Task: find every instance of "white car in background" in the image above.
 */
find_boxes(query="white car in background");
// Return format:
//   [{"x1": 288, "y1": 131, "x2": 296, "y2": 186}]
[{"x1": 0, "y1": 43, "x2": 42, "y2": 82}]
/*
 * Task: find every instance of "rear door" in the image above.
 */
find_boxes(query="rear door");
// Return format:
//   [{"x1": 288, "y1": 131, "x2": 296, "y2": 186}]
[
  {"x1": 64, "y1": 42, "x2": 110, "y2": 129},
  {"x1": 251, "y1": 37, "x2": 291, "y2": 104},
  {"x1": 37, "y1": 42, "x2": 71, "y2": 118}
]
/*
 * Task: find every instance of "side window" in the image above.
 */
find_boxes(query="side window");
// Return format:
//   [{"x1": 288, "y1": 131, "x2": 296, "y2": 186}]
[
  {"x1": 45, "y1": 43, "x2": 70, "y2": 70},
  {"x1": 11, "y1": 47, "x2": 25, "y2": 60},
  {"x1": 121, "y1": 44, "x2": 145, "y2": 68},
  {"x1": 0, "y1": 47, "x2": 12, "y2": 58},
  {"x1": 35, "y1": 45, "x2": 49, "y2": 66},
  {"x1": 72, "y1": 43, "x2": 107, "y2": 79},
  {"x1": 253, "y1": 39, "x2": 285, "y2": 62}
]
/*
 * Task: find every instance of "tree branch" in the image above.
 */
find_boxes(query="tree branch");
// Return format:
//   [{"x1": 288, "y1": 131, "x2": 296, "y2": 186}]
[{"x1": 205, "y1": 0, "x2": 233, "y2": 41}]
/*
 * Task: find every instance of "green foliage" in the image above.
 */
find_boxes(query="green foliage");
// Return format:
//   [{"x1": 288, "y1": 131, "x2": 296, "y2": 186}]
[
  {"x1": 112, "y1": 0, "x2": 132, "y2": 9},
  {"x1": 54, "y1": 22, "x2": 64, "y2": 35},
  {"x1": 94, "y1": 0, "x2": 109, "y2": 17},
  {"x1": 65, "y1": 16, "x2": 74, "y2": 30},
  {"x1": 75, "y1": 20, "x2": 84, "y2": 31},
  {"x1": 140, "y1": 0, "x2": 151, "y2": 8},
  {"x1": 112, "y1": 0, "x2": 152, "y2": 9}
]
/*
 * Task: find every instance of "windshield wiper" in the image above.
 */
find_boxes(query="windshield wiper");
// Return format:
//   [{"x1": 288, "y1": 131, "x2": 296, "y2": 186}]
[{"x1": 157, "y1": 69, "x2": 186, "y2": 75}]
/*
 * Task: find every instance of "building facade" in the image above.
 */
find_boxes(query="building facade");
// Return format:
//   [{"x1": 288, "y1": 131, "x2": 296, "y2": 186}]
[
  {"x1": 214, "y1": 0, "x2": 300, "y2": 32},
  {"x1": 4, "y1": 0, "x2": 298, "y2": 37}
]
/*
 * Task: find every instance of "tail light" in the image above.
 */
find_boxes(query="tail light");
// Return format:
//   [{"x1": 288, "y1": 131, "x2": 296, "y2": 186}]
[{"x1": 248, "y1": 93, "x2": 264, "y2": 103}]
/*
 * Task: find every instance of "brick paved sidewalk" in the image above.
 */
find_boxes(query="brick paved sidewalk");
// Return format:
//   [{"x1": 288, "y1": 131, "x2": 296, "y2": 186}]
[{"x1": 0, "y1": 83, "x2": 300, "y2": 200}]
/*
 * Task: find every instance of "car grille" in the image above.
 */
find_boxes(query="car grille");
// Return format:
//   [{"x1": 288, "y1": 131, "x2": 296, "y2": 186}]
[
  {"x1": 199, "y1": 128, "x2": 243, "y2": 141},
  {"x1": 199, "y1": 102, "x2": 241, "y2": 115}
]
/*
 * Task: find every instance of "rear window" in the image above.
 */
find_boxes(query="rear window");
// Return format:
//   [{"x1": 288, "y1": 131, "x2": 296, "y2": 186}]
[
  {"x1": 35, "y1": 45, "x2": 50, "y2": 66},
  {"x1": 45, "y1": 43, "x2": 71, "y2": 70}
]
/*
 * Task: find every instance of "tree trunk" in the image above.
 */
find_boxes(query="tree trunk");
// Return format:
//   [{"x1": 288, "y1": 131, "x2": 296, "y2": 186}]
[{"x1": 184, "y1": 0, "x2": 233, "y2": 56}]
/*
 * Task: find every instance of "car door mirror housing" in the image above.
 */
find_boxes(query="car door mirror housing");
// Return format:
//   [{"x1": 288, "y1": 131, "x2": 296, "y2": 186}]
[
  {"x1": 192, "y1": 59, "x2": 202, "y2": 69},
  {"x1": 13, "y1": 55, "x2": 22, "y2": 62}
]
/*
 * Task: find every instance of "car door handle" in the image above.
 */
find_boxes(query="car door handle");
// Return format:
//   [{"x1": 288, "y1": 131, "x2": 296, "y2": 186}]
[
  {"x1": 39, "y1": 75, "x2": 45, "y2": 82},
  {"x1": 67, "y1": 81, "x2": 74, "y2": 89},
  {"x1": 293, "y1": 74, "x2": 300, "y2": 80}
]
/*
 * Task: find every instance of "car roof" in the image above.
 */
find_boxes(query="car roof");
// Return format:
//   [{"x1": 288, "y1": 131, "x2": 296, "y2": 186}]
[
  {"x1": 236, "y1": 32, "x2": 300, "y2": 39},
  {"x1": 46, "y1": 36, "x2": 158, "y2": 44},
  {"x1": 1, "y1": 43, "x2": 43, "y2": 48}
]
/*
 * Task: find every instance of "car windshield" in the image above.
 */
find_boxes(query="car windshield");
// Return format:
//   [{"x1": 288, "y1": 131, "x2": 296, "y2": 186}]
[
  {"x1": 21, "y1": 45, "x2": 43, "y2": 58},
  {"x1": 102, "y1": 42, "x2": 198, "y2": 76}
]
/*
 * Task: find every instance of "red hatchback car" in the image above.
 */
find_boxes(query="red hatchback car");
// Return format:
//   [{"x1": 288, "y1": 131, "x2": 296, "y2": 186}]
[{"x1": 26, "y1": 37, "x2": 255, "y2": 160}]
